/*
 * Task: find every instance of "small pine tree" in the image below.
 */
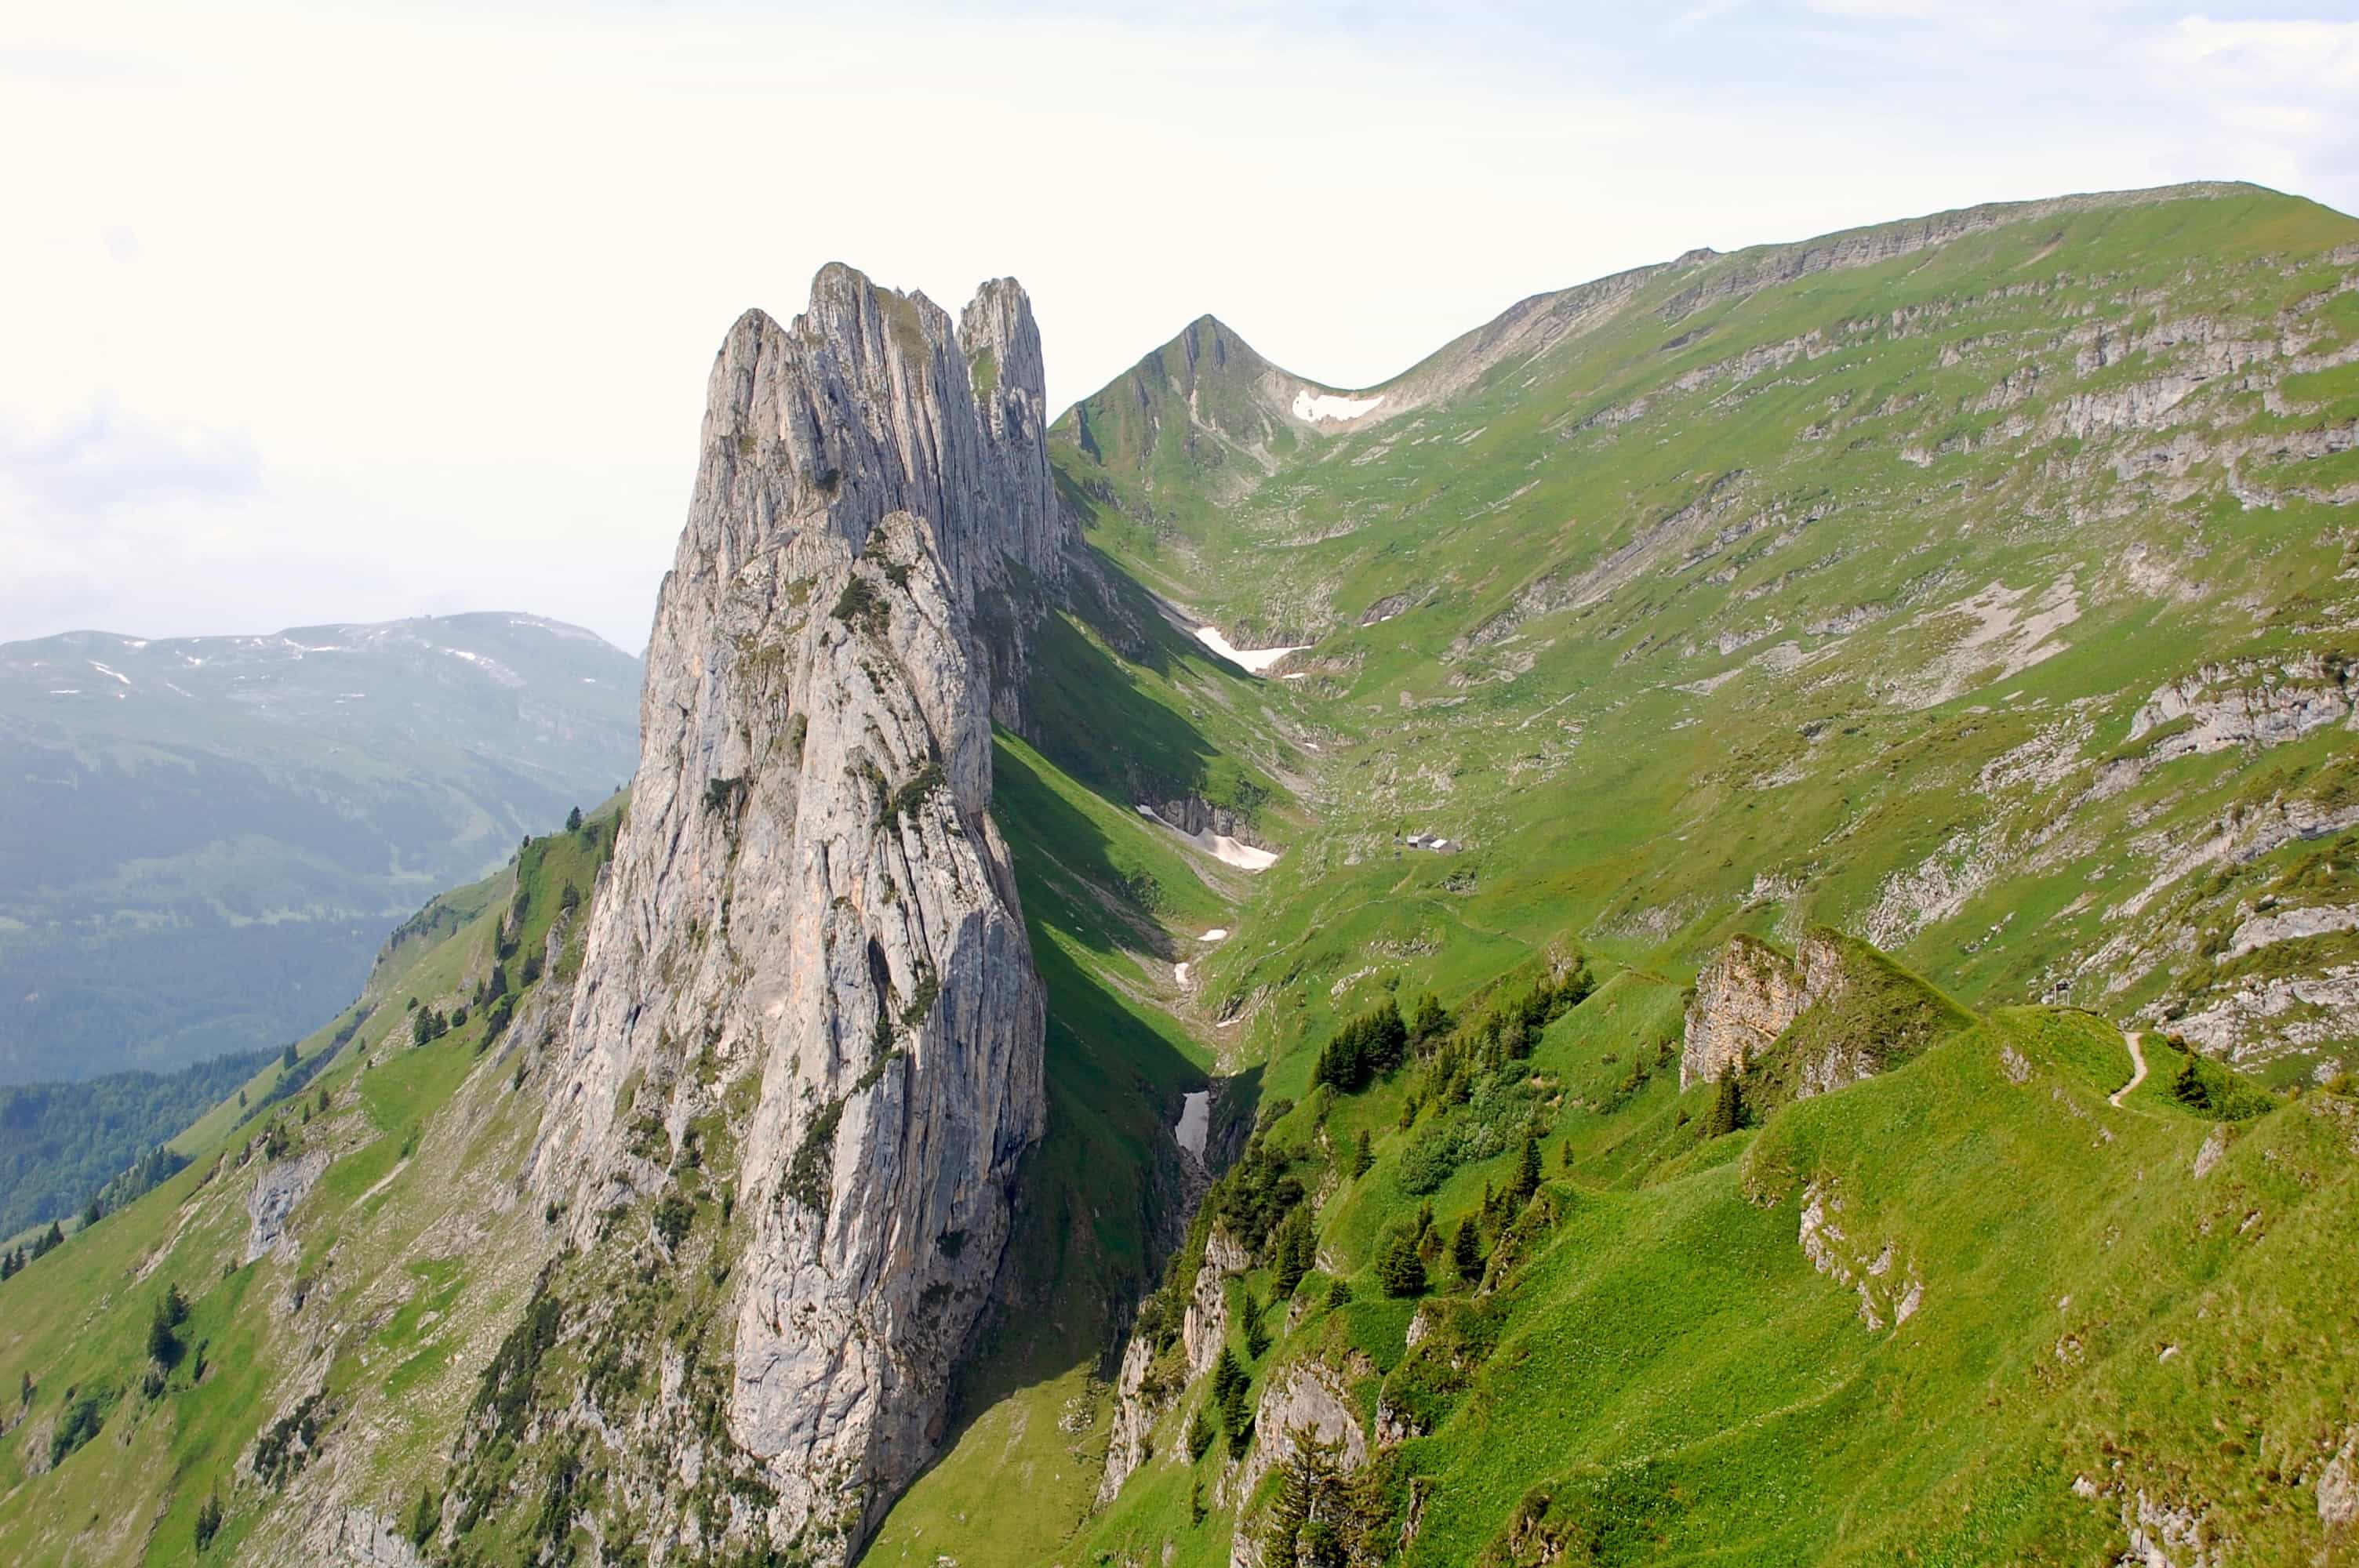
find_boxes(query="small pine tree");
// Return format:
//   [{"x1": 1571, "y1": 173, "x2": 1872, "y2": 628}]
[
  {"x1": 1376, "y1": 1229, "x2": 1427, "y2": 1298},
  {"x1": 1211, "y1": 1345, "x2": 1248, "y2": 1407},
  {"x1": 1264, "y1": 1449, "x2": 1316, "y2": 1568},
  {"x1": 1219, "y1": 1381, "x2": 1252, "y2": 1454},
  {"x1": 1273, "y1": 1210, "x2": 1312, "y2": 1298},
  {"x1": 1245, "y1": 1294, "x2": 1272, "y2": 1359},
  {"x1": 1705, "y1": 1069, "x2": 1744, "y2": 1138},
  {"x1": 565, "y1": 805, "x2": 583, "y2": 832},
  {"x1": 1350, "y1": 1127, "x2": 1372, "y2": 1178},
  {"x1": 2172, "y1": 1053, "x2": 2211, "y2": 1112},
  {"x1": 147, "y1": 1295, "x2": 183, "y2": 1369},
  {"x1": 1408, "y1": 991, "x2": 1448, "y2": 1049},
  {"x1": 1325, "y1": 1277, "x2": 1354, "y2": 1309},
  {"x1": 1451, "y1": 1217, "x2": 1483, "y2": 1284},
  {"x1": 408, "y1": 1483, "x2": 441, "y2": 1548},
  {"x1": 280, "y1": 1043, "x2": 298, "y2": 1071},
  {"x1": 1190, "y1": 1472, "x2": 1209, "y2": 1524},
  {"x1": 193, "y1": 1486, "x2": 224, "y2": 1552},
  {"x1": 1514, "y1": 1133, "x2": 1543, "y2": 1203}
]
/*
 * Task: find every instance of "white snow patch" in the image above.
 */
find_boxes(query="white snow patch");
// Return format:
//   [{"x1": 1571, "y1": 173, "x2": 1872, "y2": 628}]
[
  {"x1": 1196, "y1": 831, "x2": 1279, "y2": 870},
  {"x1": 1194, "y1": 624, "x2": 1309, "y2": 674},
  {"x1": 1175, "y1": 1090, "x2": 1210, "y2": 1160},
  {"x1": 1292, "y1": 388, "x2": 1384, "y2": 423},
  {"x1": 47, "y1": 688, "x2": 82, "y2": 695},
  {"x1": 1200, "y1": 928, "x2": 1229, "y2": 942},
  {"x1": 1141, "y1": 810, "x2": 1279, "y2": 869},
  {"x1": 86, "y1": 660, "x2": 131, "y2": 686},
  {"x1": 442, "y1": 648, "x2": 487, "y2": 665},
  {"x1": 1175, "y1": 960, "x2": 1191, "y2": 985}
]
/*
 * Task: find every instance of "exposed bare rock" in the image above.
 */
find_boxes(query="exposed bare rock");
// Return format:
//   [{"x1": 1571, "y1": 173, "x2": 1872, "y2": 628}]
[
  {"x1": 1681, "y1": 931, "x2": 1847, "y2": 1089},
  {"x1": 2127, "y1": 663, "x2": 2350, "y2": 762},
  {"x1": 1097, "y1": 1334, "x2": 1160, "y2": 1503},
  {"x1": 332, "y1": 1508, "x2": 427, "y2": 1568},
  {"x1": 528, "y1": 267, "x2": 1053, "y2": 1563},
  {"x1": 1184, "y1": 1225, "x2": 1250, "y2": 1379},
  {"x1": 2321, "y1": 1428, "x2": 2358, "y2": 1528},
  {"x1": 1232, "y1": 1356, "x2": 1367, "y2": 1518},
  {"x1": 2120, "y1": 1486, "x2": 2221, "y2": 1568},
  {"x1": 245, "y1": 1148, "x2": 329, "y2": 1265},
  {"x1": 2166, "y1": 963, "x2": 2359, "y2": 1062},
  {"x1": 1797, "y1": 1180, "x2": 1921, "y2": 1331},
  {"x1": 2193, "y1": 1126, "x2": 2232, "y2": 1180},
  {"x1": 2230, "y1": 903, "x2": 2359, "y2": 957}
]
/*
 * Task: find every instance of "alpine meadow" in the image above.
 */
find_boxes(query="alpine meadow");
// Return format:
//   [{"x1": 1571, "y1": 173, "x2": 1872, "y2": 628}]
[{"x1": 4, "y1": 177, "x2": 2359, "y2": 1568}]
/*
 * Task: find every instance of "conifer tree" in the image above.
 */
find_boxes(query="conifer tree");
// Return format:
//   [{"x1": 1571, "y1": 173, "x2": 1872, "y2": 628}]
[
  {"x1": 1452, "y1": 1216, "x2": 1483, "y2": 1284},
  {"x1": 1705, "y1": 1069, "x2": 1745, "y2": 1137},
  {"x1": 1514, "y1": 1133, "x2": 1543, "y2": 1203},
  {"x1": 1377, "y1": 1229, "x2": 1427, "y2": 1298}
]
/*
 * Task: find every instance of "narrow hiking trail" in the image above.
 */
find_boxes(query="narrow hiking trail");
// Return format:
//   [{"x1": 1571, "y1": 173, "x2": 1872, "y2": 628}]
[{"x1": 2110, "y1": 1029, "x2": 2148, "y2": 1108}]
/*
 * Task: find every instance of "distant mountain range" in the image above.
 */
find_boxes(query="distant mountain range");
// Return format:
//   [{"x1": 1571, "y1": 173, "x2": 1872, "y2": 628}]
[{"x1": 0, "y1": 612, "x2": 638, "y2": 1082}]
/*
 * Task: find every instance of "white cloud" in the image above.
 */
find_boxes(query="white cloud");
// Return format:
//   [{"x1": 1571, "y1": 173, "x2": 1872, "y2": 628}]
[
  {"x1": 1, "y1": 398, "x2": 260, "y2": 515},
  {"x1": 2157, "y1": 15, "x2": 2359, "y2": 88}
]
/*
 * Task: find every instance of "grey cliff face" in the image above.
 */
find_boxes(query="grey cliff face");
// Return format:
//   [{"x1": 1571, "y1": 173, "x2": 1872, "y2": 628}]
[
  {"x1": 529, "y1": 266, "x2": 1055, "y2": 1561},
  {"x1": 1681, "y1": 931, "x2": 1847, "y2": 1090}
]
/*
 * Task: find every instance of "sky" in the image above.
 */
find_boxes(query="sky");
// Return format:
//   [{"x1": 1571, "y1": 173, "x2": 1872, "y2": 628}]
[{"x1": 3, "y1": 2, "x2": 2355, "y2": 656}]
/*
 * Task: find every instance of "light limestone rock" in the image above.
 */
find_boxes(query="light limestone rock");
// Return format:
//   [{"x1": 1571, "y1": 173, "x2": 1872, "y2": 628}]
[
  {"x1": 1681, "y1": 931, "x2": 1847, "y2": 1089},
  {"x1": 1183, "y1": 1225, "x2": 1251, "y2": 1381},
  {"x1": 1231, "y1": 1356, "x2": 1367, "y2": 1523},
  {"x1": 1097, "y1": 1334, "x2": 1162, "y2": 1503},
  {"x1": 2321, "y1": 1428, "x2": 2357, "y2": 1528},
  {"x1": 529, "y1": 266, "x2": 1056, "y2": 1563}
]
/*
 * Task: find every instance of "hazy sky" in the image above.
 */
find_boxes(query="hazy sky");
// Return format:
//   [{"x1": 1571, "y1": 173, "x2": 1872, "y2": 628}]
[{"x1": 5, "y1": 2, "x2": 2354, "y2": 655}]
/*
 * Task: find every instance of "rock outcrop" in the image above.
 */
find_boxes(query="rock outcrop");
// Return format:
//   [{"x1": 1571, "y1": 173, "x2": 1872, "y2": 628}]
[
  {"x1": 529, "y1": 266, "x2": 1055, "y2": 1562},
  {"x1": 1096, "y1": 1334, "x2": 1162, "y2": 1504},
  {"x1": 1183, "y1": 1225, "x2": 1251, "y2": 1378},
  {"x1": 1681, "y1": 931, "x2": 1848, "y2": 1089},
  {"x1": 244, "y1": 1148, "x2": 329, "y2": 1265},
  {"x1": 1234, "y1": 1356, "x2": 1368, "y2": 1508}
]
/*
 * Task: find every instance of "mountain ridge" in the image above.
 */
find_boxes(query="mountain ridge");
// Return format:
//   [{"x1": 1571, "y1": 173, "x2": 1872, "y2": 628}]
[
  {"x1": 2, "y1": 183, "x2": 2357, "y2": 1568},
  {"x1": 0, "y1": 609, "x2": 640, "y2": 1083}
]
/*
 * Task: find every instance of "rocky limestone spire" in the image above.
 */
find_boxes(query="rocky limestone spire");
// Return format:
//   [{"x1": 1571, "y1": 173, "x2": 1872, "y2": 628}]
[{"x1": 529, "y1": 266, "x2": 1052, "y2": 1562}]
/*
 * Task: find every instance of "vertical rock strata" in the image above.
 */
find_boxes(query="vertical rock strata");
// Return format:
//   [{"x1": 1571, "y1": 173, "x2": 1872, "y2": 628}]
[{"x1": 530, "y1": 266, "x2": 1055, "y2": 1559}]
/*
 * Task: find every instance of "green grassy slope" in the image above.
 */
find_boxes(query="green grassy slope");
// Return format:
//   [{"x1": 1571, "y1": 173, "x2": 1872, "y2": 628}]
[
  {"x1": 0, "y1": 805, "x2": 621, "y2": 1566},
  {"x1": 1055, "y1": 181, "x2": 2359, "y2": 1084},
  {"x1": 1081, "y1": 940, "x2": 2358, "y2": 1566},
  {"x1": 5, "y1": 182, "x2": 2356, "y2": 1568}
]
